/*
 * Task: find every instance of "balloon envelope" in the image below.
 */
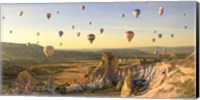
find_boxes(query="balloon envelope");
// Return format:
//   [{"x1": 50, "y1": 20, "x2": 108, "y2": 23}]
[
  {"x1": 81, "y1": 5, "x2": 85, "y2": 10},
  {"x1": 37, "y1": 32, "x2": 40, "y2": 36},
  {"x1": 184, "y1": 25, "x2": 187, "y2": 29},
  {"x1": 18, "y1": 10, "x2": 23, "y2": 16},
  {"x1": 59, "y1": 42, "x2": 62, "y2": 46},
  {"x1": 10, "y1": 30, "x2": 12, "y2": 34},
  {"x1": 122, "y1": 14, "x2": 125, "y2": 18},
  {"x1": 77, "y1": 32, "x2": 81, "y2": 37},
  {"x1": 87, "y1": 34, "x2": 95, "y2": 44},
  {"x1": 46, "y1": 13, "x2": 52, "y2": 19},
  {"x1": 158, "y1": 33, "x2": 162, "y2": 39},
  {"x1": 100, "y1": 28, "x2": 104, "y2": 34},
  {"x1": 72, "y1": 25, "x2": 75, "y2": 29},
  {"x1": 159, "y1": 7, "x2": 164, "y2": 16},
  {"x1": 171, "y1": 34, "x2": 174, "y2": 38},
  {"x1": 43, "y1": 46, "x2": 55, "y2": 58},
  {"x1": 89, "y1": 21, "x2": 92, "y2": 25},
  {"x1": 133, "y1": 9, "x2": 141, "y2": 18},
  {"x1": 125, "y1": 31, "x2": 134, "y2": 42},
  {"x1": 59, "y1": 30, "x2": 64, "y2": 37},
  {"x1": 152, "y1": 38, "x2": 156, "y2": 43},
  {"x1": 57, "y1": 11, "x2": 60, "y2": 14}
]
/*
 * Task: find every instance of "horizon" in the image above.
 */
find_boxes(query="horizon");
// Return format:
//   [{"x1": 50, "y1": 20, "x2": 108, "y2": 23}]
[
  {"x1": 1, "y1": 41, "x2": 195, "y2": 51},
  {"x1": 1, "y1": 2, "x2": 196, "y2": 49}
]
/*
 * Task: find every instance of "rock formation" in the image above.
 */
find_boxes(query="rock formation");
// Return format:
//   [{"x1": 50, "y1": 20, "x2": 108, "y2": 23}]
[{"x1": 86, "y1": 52, "x2": 119, "y2": 89}]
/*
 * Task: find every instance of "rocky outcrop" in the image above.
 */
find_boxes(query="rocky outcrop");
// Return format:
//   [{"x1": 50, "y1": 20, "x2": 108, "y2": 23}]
[
  {"x1": 86, "y1": 52, "x2": 119, "y2": 89},
  {"x1": 10, "y1": 70, "x2": 39, "y2": 95}
]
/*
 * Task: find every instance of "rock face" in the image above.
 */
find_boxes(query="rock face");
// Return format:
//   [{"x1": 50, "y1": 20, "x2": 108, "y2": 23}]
[
  {"x1": 121, "y1": 75, "x2": 132, "y2": 97},
  {"x1": 86, "y1": 52, "x2": 119, "y2": 89},
  {"x1": 135, "y1": 52, "x2": 196, "y2": 98},
  {"x1": 10, "y1": 70, "x2": 39, "y2": 95},
  {"x1": 46, "y1": 77, "x2": 55, "y2": 93}
]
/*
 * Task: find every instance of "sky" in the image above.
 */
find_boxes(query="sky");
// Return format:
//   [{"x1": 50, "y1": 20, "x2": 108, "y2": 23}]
[{"x1": 0, "y1": 1, "x2": 197, "y2": 49}]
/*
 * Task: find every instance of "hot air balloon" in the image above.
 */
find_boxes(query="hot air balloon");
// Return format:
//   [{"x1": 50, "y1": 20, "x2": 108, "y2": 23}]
[
  {"x1": 87, "y1": 34, "x2": 95, "y2": 44},
  {"x1": 72, "y1": 25, "x2": 75, "y2": 29},
  {"x1": 2, "y1": 16, "x2": 5, "y2": 20},
  {"x1": 10, "y1": 30, "x2": 12, "y2": 34},
  {"x1": 58, "y1": 30, "x2": 64, "y2": 37},
  {"x1": 89, "y1": 21, "x2": 92, "y2": 25},
  {"x1": 59, "y1": 42, "x2": 62, "y2": 46},
  {"x1": 154, "y1": 30, "x2": 157, "y2": 34},
  {"x1": 171, "y1": 34, "x2": 174, "y2": 38},
  {"x1": 36, "y1": 41, "x2": 39, "y2": 44},
  {"x1": 76, "y1": 32, "x2": 81, "y2": 37},
  {"x1": 100, "y1": 28, "x2": 104, "y2": 34},
  {"x1": 43, "y1": 45, "x2": 55, "y2": 58},
  {"x1": 133, "y1": 9, "x2": 141, "y2": 18},
  {"x1": 46, "y1": 13, "x2": 52, "y2": 20},
  {"x1": 18, "y1": 10, "x2": 23, "y2": 16},
  {"x1": 152, "y1": 38, "x2": 156, "y2": 43},
  {"x1": 158, "y1": 33, "x2": 162, "y2": 39},
  {"x1": 159, "y1": 7, "x2": 164, "y2": 16},
  {"x1": 81, "y1": 5, "x2": 85, "y2": 11},
  {"x1": 184, "y1": 25, "x2": 187, "y2": 29},
  {"x1": 125, "y1": 31, "x2": 134, "y2": 42},
  {"x1": 37, "y1": 32, "x2": 40, "y2": 36},
  {"x1": 122, "y1": 14, "x2": 125, "y2": 18},
  {"x1": 183, "y1": 13, "x2": 186, "y2": 16},
  {"x1": 57, "y1": 11, "x2": 60, "y2": 14}
]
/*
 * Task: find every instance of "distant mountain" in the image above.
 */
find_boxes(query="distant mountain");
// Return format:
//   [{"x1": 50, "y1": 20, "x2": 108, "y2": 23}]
[
  {"x1": 1, "y1": 42, "x2": 194, "y2": 67},
  {"x1": 134, "y1": 46, "x2": 194, "y2": 54}
]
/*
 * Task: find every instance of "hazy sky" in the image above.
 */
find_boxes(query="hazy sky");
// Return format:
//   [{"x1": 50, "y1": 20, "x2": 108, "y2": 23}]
[{"x1": 1, "y1": 2, "x2": 197, "y2": 49}]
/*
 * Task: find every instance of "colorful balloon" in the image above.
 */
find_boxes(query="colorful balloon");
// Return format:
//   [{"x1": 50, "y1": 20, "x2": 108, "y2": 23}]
[
  {"x1": 125, "y1": 31, "x2": 134, "y2": 42},
  {"x1": 37, "y1": 32, "x2": 40, "y2": 36},
  {"x1": 87, "y1": 34, "x2": 95, "y2": 44},
  {"x1": 159, "y1": 7, "x2": 164, "y2": 16},
  {"x1": 89, "y1": 21, "x2": 92, "y2": 25},
  {"x1": 2, "y1": 16, "x2": 5, "y2": 20},
  {"x1": 184, "y1": 25, "x2": 187, "y2": 29},
  {"x1": 58, "y1": 30, "x2": 64, "y2": 37},
  {"x1": 76, "y1": 32, "x2": 81, "y2": 37},
  {"x1": 72, "y1": 25, "x2": 75, "y2": 29},
  {"x1": 154, "y1": 30, "x2": 157, "y2": 34},
  {"x1": 158, "y1": 33, "x2": 162, "y2": 39},
  {"x1": 10, "y1": 30, "x2": 12, "y2": 34},
  {"x1": 46, "y1": 13, "x2": 52, "y2": 19},
  {"x1": 100, "y1": 28, "x2": 104, "y2": 34},
  {"x1": 18, "y1": 10, "x2": 23, "y2": 16},
  {"x1": 43, "y1": 46, "x2": 55, "y2": 58},
  {"x1": 57, "y1": 11, "x2": 60, "y2": 14},
  {"x1": 171, "y1": 34, "x2": 174, "y2": 38},
  {"x1": 133, "y1": 9, "x2": 141, "y2": 18},
  {"x1": 152, "y1": 38, "x2": 156, "y2": 43},
  {"x1": 122, "y1": 14, "x2": 125, "y2": 18},
  {"x1": 59, "y1": 42, "x2": 62, "y2": 46},
  {"x1": 81, "y1": 5, "x2": 85, "y2": 10}
]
